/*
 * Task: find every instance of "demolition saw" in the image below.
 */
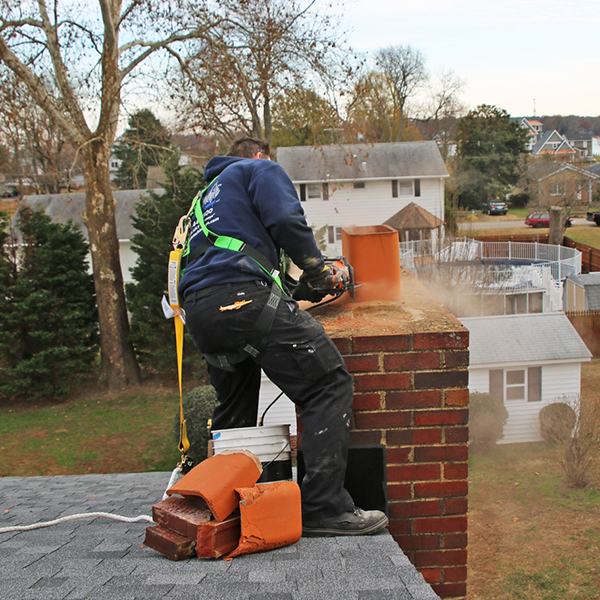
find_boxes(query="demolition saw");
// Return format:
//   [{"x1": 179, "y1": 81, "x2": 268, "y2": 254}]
[{"x1": 310, "y1": 256, "x2": 359, "y2": 302}]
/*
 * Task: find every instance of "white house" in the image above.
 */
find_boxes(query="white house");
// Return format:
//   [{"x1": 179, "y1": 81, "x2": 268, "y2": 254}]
[
  {"x1": 460, "y1": 313, "x2": 592, "y2": 444},
  {"x1": 277, "y1": 142, "x2": 449, "y2": 255}
]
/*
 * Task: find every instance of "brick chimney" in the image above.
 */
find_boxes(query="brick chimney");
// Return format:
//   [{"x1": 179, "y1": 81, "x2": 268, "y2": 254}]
[{"x1": 310, "y1": 268, "x2": 469, "y2": 600}]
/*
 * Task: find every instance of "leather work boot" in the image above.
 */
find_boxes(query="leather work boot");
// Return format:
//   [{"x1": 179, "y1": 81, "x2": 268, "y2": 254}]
[{"x1": 302, "y1": 507, "x2": 389, "y2": 537}]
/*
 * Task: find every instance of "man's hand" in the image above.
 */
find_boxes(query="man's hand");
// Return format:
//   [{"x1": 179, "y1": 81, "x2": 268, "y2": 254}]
[
  {"x1": 292, "y1": 277, "x2": 326, "y2": 302},
  {"x1": 292, "y1": 263, "x2": 348, "y2": 302}
]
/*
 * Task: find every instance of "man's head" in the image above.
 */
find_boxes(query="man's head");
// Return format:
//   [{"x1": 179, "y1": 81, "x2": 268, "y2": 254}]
[{"x1": 226, "y1": 137, "x2": 271, "y2": 160}]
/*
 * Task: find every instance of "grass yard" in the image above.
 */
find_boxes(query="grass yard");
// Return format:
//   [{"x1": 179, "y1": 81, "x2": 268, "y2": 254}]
[
  {"x1": 468, "y1": 358, "x2": 600, "y2": 600},
  {"x1": 0, "y1": 383, "x2": 181, "y2": 477}
]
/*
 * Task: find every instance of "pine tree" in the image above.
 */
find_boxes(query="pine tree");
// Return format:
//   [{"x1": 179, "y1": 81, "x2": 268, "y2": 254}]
[
  {"x1": 126, "y1": 151, "x2": 206, "y2": 378},
  {"x1": 113, "y1": 109, "x2": 173, "y2": 190},
  {"x1": 0, "y1": 207, "x2": 99, "y2": 403}
]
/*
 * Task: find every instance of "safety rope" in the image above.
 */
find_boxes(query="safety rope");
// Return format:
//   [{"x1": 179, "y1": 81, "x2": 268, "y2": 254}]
[{"x1": 0, "y1": 512, "x2": 153, "y2": 534}]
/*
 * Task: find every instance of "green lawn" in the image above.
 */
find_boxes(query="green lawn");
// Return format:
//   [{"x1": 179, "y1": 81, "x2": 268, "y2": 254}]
[{"x1": 0, "y1": 384, "x2": 181, "y2": 477}]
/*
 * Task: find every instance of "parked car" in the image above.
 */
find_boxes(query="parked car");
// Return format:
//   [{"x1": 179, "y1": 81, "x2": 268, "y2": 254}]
[
  {"x1": 483, "y1": 201, "x2": 508, "y2": 215},
  {"x1": 525, "y1": 212, "x2": 573, "y2": 228}
]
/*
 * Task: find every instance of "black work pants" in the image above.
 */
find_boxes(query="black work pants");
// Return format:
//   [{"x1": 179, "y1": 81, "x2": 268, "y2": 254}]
[{"x1": 184, "y1": 280, "x2": 355, "y2": 520}]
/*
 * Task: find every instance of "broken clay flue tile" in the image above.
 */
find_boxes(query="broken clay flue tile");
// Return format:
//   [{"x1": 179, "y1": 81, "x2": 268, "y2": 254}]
[
  {"x1": 167, "y1": 450, "x2": 262, "y2": 522},
  {"x1": 226, "y1": 481, "x2": 302, "y2": 558}
]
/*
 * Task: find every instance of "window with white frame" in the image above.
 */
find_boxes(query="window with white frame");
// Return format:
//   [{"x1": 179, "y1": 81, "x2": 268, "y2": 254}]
[
  {"x1": 327, "y1": 225, "x2": 343, "y2": 244},
  {"x1": 392, "y1": 179, "x2": 420, "y2": 197},
  {"x1": 550, "y1": 181, "x2": 566, "y2": 196},
  {"x1": 489, "y1": 367, "x2": 542, "y2": 403}
]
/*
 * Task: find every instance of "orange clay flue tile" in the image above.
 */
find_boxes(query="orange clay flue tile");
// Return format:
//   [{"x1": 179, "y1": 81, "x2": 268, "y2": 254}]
[
  {"x1": 167, "y1": 450, "x2": 263, "y2": 522},
  {"x1": 227, "y1": 481, "x2": 302, "y2": 558}
]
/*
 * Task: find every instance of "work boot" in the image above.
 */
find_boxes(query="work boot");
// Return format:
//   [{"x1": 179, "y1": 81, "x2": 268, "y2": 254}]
[{"x1": 302, "y1": 507, "x2": 389, "y2": 537}]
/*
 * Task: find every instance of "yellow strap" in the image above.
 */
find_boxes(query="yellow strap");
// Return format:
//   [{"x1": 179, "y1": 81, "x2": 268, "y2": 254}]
[{"x1": 175, "y1": 314, "x2": 190, "y2": 454}]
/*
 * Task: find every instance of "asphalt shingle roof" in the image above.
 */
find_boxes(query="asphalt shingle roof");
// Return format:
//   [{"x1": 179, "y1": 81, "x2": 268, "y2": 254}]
[
  {"x1": 17, "y1": 190, "x2": 160, "y2": 242},
  {"x1": 459, "y1": 313, "x2": 592, "y2": 366},
  {"x1": 276, "y1": 142, "x2": 448, "y2": 183},
  {"x1": 0, "y1": 472, "x2": 439, "y2": 600}
]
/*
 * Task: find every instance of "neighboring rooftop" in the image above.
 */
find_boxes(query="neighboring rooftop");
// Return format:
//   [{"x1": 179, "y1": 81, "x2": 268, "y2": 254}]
[
  {"x1": 459, "y1": 312, "x2": 592, "y2": 367},
  {"x1": 567, "y1": 272, "x2": 600, "y2": 310},
  {"x1": 276, "y1": 142, "x2": 449, "y2": 183},
  {"x1": 0, "y1": 472, "x2": 439, "y2": 600},
  {"x1": 16, "y1": 190, "x2": 159, "y2": 242}
]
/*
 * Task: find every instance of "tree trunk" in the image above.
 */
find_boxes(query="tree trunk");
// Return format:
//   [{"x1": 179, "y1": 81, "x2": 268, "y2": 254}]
[
  {"x1": 549, "y1": 206, "x2": 563, "y2": 246},
  {"x1": 82, "y1": 139, "x2": 140, "y2": 389},
  {"x1": 263, "y1": 93, "x2": 272, "y2": 143}
]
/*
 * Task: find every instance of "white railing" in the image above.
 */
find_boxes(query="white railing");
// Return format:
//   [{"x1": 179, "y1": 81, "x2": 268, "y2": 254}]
[
  {"x1": 400, "y1": 238, "x2": 581, "y2": 313},
  {"x1": 400, "y1": 238, "x2": 582, "y2": 279}
]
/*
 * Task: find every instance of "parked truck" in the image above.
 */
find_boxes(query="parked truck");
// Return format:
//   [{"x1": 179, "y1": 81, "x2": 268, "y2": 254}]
[{"x1": 586, "y1": 210, "x2": 600, "y2": 226}]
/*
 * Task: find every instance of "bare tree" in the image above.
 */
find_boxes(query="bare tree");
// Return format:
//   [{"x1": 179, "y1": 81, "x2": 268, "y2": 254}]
[
  {"x1": 0, "y1": 0, "x2": 215, "y2": 389},
  {"x1": 171, "y1": 0, "x2": 348, "y2": 143},
  {"x1": 374, "y1": 45, "x2": 428, "y2": 142},
  {"x1": 416, "y1": 69, "x2": 465, "y2": 160},
  {"x1": 0, "y1": 70, "x2": 77, "y2": 194}
]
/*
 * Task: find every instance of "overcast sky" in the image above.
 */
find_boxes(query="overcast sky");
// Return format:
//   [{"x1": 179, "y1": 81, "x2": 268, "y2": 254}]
[{"x1": 338, "y1": 0, "x2": 600, "y2": 118}]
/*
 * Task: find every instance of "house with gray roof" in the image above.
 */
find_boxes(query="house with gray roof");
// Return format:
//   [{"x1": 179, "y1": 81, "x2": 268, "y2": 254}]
[
  {"x1": 460, "y1": 313, "x2": 592, "y2": 444},
  {"x1": 276, "y1": 142, "x2": 448, "y2": 254},
  {"x1": 564, "y1": 272, "x2": 600, "y2": 311},
  {"x1": 17, "y1": 190, "x2": 155, "y2": 284},
  {"x1": 531, "y1": 130, "x2": 576, "y2": 159}
]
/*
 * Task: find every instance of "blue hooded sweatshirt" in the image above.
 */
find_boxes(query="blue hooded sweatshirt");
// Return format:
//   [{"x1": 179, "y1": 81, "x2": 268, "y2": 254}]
[{"x1": 178, "y1": 156, "x2": 324, "y2": 300}]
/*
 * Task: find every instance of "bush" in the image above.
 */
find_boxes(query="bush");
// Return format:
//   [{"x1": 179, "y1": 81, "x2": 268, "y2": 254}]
[
  {"x1": 539, "y1": 402, "x2": 576, "y2": 445},
  {"x1": 173, "y1": 385, "x2": 219, "y2": 465},
  {"x1": 553, "y1": 395, "x2": 600, "y2": 489},
  {"x1": 469, "y1": 392, "x2": 509, "y2": 452},
  {"x1": 508, "y1": 192, "x2": 530, "y2": 208}
]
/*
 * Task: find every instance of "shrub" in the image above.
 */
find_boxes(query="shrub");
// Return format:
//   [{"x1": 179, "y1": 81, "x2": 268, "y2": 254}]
[
  {"x1": 508, "y1": 192, "x2": 530, "y2": 208},
  {"x1": 539, "y1": 402, "x2": 576, "y2": 445},
  {"x1": 173, "y1": 385, "x2": 219, "y2": 465},
  {"x1": 555, "y1": 395, "x2": 600, "y2": 489},
  {"x1": 469, "y1": 392, "x2": 509, "y2": 452}
]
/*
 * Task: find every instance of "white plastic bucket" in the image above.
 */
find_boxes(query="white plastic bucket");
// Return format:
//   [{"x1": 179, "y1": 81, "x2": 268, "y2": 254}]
[{"x1": 212, "y1": 424, "x2": 292, "y2": 482}]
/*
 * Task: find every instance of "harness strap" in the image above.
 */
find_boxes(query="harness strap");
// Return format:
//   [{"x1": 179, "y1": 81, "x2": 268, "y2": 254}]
[
  {"x1": 203, "y1": 280, "x2": 282, "y2": 371},
  {"x1": 185, "y1": 182, "x2": 286, "y2": 292}
]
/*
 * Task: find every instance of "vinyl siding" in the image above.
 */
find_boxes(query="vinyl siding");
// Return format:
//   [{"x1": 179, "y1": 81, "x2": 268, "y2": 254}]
[
  {"x1": 468, "y1": 362, "x2": 582, "y2": 444},
  {"x1": 297, "y1": 178, "x2": 445, "y2": 255},
  {"x1": 257, "y1": 373, "x2": 298, "y2": 435}
]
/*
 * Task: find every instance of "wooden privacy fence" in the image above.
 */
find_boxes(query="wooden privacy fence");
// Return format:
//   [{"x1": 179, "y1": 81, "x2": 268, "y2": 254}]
[
  {"x1": 566, "y1": 310, "x2": 600, "y2": 356},
  {"x1": 563, "y1": 237, "x2": 600, "y2": 273}
]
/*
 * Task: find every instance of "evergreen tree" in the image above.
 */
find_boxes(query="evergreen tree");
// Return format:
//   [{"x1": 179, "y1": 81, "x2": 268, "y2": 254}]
[
  {"x1": 454, "y1": 105, "x2": 530, "y2": 209},
  {"x1": 0, "y1": 207, "x2": 98, "y2": 403},
  {"x1": 126, "y1": 151, "x2": 205, "y2": 377},
  {"x1": 113, "y1": 109, "x2": 173, "y2": 190}
]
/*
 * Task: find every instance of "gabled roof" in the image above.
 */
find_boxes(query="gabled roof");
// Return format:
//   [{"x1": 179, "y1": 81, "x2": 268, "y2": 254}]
[
  {"x1": 567, "y1": 273, "x2": 600, "y2": 310},
  {"x1": 534, "y1": 162, "x2": 600, "y2": 182},
  {"x1": 532, "y1": 130, "x2": 576, "y2": 155},
  {"x1": 16, "y1": 190, "x2": 157, "y2": 242},
  {"x1": 459, "y1": 313, "x2": 591, "y2": 367},
  {"x1": 384, "y1": 202, "x2": 444, "y2": 230},
  {"x1": 276, "y1": 141, "x2": 449, "y2": 183}
]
